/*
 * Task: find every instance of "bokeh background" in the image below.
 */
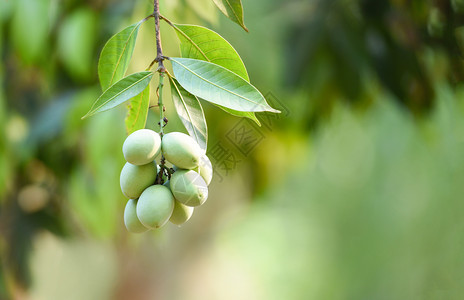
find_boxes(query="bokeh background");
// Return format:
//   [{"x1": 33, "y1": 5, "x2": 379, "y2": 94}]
[{"x1": 1, "y1": 0, "x2": 464, "y2": 299}]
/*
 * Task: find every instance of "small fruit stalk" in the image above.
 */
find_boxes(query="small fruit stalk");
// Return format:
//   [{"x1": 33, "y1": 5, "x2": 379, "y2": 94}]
[{"x1": 121, "y1": 130, "x2": 213, "y2": 232}]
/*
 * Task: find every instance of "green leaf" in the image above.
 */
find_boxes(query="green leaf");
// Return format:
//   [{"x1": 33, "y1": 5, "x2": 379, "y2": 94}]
[
  {"x1": 174, "y1": 23, "x2": 249, "y2": 81},
  {"x1": 98, "y1": 20, "x2": 144, "y2": 91},
  {"x1": 173, "y1": 23, "x2": 260, "y2": 124},
  {"x1": 82, "y1": 71, "x2": 153, "y2": 119},
  {"x1": 212, "y1": 0, "x2": 248, "y2": 32},
  {"x1": 125, "y1": 84, "x2": 150, "y2": 135},
  {"x1": 174, "y1": 24, "x2": 260, "y2": 124},
  {"x1": 218, "y1": 106, "x2": 261, "y2": 125},
  {"x1": 170, "y1": 58, "x2": 279, "y2": 113},
  {"x1": 169, "y1": 77, "x2": 208, "y2": 152}
]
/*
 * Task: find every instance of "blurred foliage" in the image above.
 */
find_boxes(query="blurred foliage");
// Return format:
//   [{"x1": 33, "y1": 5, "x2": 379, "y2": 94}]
[
  {"x1": 285, "y1": 0, "x2": 464, "y2": 121},
  {"x1": 1, "y1": 0, "x2": 464, "y2": 299},
  {"x1": 210, "y1": 89, "x2": 464, "y2": 299}
]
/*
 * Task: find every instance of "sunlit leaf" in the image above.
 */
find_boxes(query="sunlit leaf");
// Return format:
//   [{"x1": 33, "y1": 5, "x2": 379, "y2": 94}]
[
  {"x1": 212, "y1": 0, "x2": 248, "y2": 32},
  {"x1": 98, "y1": 20, "x2": 145, "y2": 90},
  {"x1": 171, "y1": 58, "x2": 279, "y2": 113},
  {"x1": 82, "y1": 72, "x2": 153, "y2": 119},
  {"x1": 125, "y1": 84, "x2": 150, "y2": 135},
  {"x1": 173, "y1": 23, "x2": 260, "y2": 124},
  {"x1": 174, "y1": 24, "x2": 249, "y2": 80},
  {"x1": 218, "y1": 106, "x2": 261, "y2": 125},
  {"x1": 169, "y1": 77, "x2": 207, "y2": 152}
]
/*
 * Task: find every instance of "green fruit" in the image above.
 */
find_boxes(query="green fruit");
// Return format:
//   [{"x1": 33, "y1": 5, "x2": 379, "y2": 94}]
[
  {"x1": 195, "y1": 155, "x2": 213, "y2": 185},
  {"x1": 170, "y1": 170, "x2": 208, "y2": 207},
  {"x1": 123, "y1": 129, "x2": 161, "y2": 165},
  {"x1": 124, "y1": 199, "x2": 148, "y2": 233},
  {"x1": 120, "y1": 161, "x2": 157, "y2": 199},
  {"x1": 136, "y1": 185, "x2": 174, "y2": 229},
  {"x1": 170, "y1": 200, "x2": 194, "y2": 225},
  {"x1": 161, "y1": 132, "x2": 202, "y2": 169}
]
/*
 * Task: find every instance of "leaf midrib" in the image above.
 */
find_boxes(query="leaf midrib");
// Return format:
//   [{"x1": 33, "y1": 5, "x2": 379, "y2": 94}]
[
  {"x1": 107, "y1": 23, "x2": 141, "y2": 88},
  {"x1": 224, "y1": 0, "x2": 242, "y2": 24},
  {"x1": 173, "y1": 24, "x2": 210, "y2": 62},
  {"x1": 172, "y1": 58, "x2": 266, "y2": 109},
  {"x1": 177, "y1": 25, "x2": 249, "y2": 81},
  {"x1": 88, "y1": 72, "x2": 152, "y2": 117},
  {"x1": 170, "y1": 77, "x2": 202, "y2": 144}
]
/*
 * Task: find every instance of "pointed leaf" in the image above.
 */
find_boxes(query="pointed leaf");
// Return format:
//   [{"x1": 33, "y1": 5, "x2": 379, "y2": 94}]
[
  {"x1": 98, "y1": 21, "x2": 144, "y2": 90},
  {"x1": 218, "y1": 106, "x2": 261, "y2": 125},
  {"x1": 169, "y1": 77, "x2": 207, "y2": 152},
  {"x1": 82, "y1": 71, "x2": 153, "y2": 119},
  {"x1": 212, "y1": 0, "x2": 248, "y2": 32},
  {"x1": 172, "y1": 23, "x2": 260, "y2": 123},
  {"x1": 171, "y1": 58, "x2": 279, "y2": 113},
  {"x1": 174, "y1": 23, "x2": 249, "y2": 81},
  {"x1": 125, "y1": 84, "x2": 150, "y2": 134}
]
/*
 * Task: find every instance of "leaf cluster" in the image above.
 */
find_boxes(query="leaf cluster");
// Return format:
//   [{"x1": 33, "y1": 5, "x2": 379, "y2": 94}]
[{"x1": 83, "y1": 2, "x2": 279, "y2": 151}]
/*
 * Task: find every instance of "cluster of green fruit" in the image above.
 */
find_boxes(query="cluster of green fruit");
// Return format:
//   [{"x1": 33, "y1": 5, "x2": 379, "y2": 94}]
[{"x1": 120, "y1": 129, "x2": 212, "y2": 233}]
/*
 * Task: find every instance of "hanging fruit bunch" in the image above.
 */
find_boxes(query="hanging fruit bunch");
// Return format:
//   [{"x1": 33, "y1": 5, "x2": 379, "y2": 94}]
[
  {"x1": 120, "y1": 129, "x2": 212, "y2": 232},
  {"x1": 82, "y1": 0, "x2": 279, "y2": 232}
]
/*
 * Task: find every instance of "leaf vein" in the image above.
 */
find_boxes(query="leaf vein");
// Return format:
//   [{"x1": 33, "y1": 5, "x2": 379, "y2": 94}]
[{"x1": 173, "y1": 59, "x2": 265, "y2": 109}]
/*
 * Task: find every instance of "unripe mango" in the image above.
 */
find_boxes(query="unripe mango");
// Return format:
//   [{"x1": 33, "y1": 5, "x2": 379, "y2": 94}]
[
  {"x1": 170, "y1": 170, "x2": 208, "y2": 207},
  {"x1": 170, "y1": 200, "x2": 194, "y2": 225},
  {"x1": 120, "y1": 161, "x2": 157, "y2": 199},
  {"x1": 161, "y1": 132, "x2": 202, "y2": 169},
  {"x1": 123, "y1": 129, "x2": 161, "y2": 165},
  {"x1": 136, "y1": 185, "x2": 174, "y2": 229},
  {"x1": 124, "y1": 199, "x2": 148, "y2": 233},
  {"x1": 194, "y1": 155, "x2": 213, "y2": 185}
]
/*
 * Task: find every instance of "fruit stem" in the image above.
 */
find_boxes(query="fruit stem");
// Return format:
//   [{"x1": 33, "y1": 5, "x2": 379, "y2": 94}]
[
  {"x1": 158, "y1": 73, "x2": 165, "y2": 134},
  {"x1": 154, "y1": 0, "x2": 168, "y2": 182},
  {"x1": 156, "y1": 156, "x2": 167, "y2": 185}
]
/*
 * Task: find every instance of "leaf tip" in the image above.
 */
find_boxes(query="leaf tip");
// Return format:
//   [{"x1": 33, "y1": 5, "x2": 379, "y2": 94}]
[
  {"x1": 81, "y1": 113, "x2": 92, "y2": 120},
  {"x1": 81, "y1": 113, "x2": 89, "y2": 120},
  {"x1": 269, "y1": 108, "x2": 281, "y2": 114}
]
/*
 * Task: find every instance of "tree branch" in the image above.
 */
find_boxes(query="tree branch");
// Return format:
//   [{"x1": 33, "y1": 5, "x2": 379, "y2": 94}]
[{"x1": 153, "y1": 0, "x2": 165, "y2": 71}]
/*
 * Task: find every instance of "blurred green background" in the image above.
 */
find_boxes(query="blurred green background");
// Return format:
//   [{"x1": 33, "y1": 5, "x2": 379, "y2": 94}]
[{"x1": 1, "y1": 0, "x2": 464, "y2": 299}]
